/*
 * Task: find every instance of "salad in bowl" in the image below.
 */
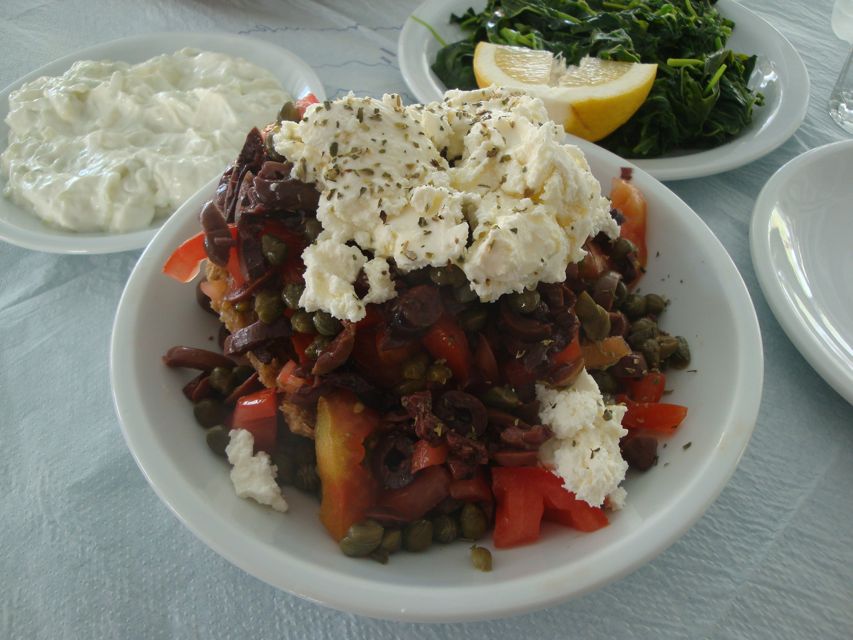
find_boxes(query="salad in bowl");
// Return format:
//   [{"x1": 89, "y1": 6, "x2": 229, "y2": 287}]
[{"x1": 111, "y1": 86, "x2": 761, "y2": 620}]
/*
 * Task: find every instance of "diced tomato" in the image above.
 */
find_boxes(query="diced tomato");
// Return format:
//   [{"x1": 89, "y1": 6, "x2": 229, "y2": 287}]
[
  {"x1": 551, "y1": 333, "x2": 581, "y2": 367},
  {"x1": 275, "y1": 360, "x2": 308, "y2": 395},
  {"x1": 355, "y1": 305, "x2": 384, "y2": 330},
  {"x1": 473, "y1": 334, "x2": 499, "y2": 384},
  {"x1": 375, "y1": 329, "x2": 420, "y2": 368},
  {"x1": 610, "y1": 176, "x2": 648, "y2": 272},
  {"x1": 410, "y1": 439, "x2": 449, "y2": 474},
  {"x1": 493, "y1": 473, "x2": 543, "y2": 548},
  {"x1": 449, "y1": 468, "x2": 493, "y2": 503},
  {"x1": 232, "y1": 388, "x2": 278, "y2": 454},
  {"x1": 423, "y1": 315, "x2": 471, "y2": 384},
  {"x1": 628, "y1": 371, "x2": 666, "y2": 403},
  {"x1": 225, "y1": 243, "x2": 245, "y2": 289},
  {"x1": 377, "y1": 465, "x2": 451, "y2": 523},
  {"x1": 162, "y1": 226, "x2": 237, "y2": 283},
  {"x1": 291, "y1": 333, "x2": 315, "y2": 366},
  {"x1": 315, "y1": 391, "x2": 380, "y2": 541},
  {"x1": 621, "y1": 398, "x2": 688, "y2": 433},
  {"x1": 578, "y1": 240, "x2": 610, "y2": 281},
  {"x1": 492, "y1": 466, "x2": 608, "y2": 548},
  {"x1": 295, "y1": 93, "x2": 320, "y2": 119}
]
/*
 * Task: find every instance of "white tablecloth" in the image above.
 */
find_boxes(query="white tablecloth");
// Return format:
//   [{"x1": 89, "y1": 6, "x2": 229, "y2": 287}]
[{"x1": 1, "y1": 1, "x2": 851, "y2": 638}]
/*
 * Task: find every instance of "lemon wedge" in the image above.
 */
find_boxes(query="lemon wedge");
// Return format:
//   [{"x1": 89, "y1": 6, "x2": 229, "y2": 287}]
[{"x1": 472, "y1": 42, "x2": 657, "y2": 142}]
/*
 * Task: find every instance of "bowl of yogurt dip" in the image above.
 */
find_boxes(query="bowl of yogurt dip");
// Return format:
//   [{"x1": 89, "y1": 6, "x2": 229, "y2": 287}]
[{"x1": 0, "y1": 32, "x2": 325, "y2": 254}]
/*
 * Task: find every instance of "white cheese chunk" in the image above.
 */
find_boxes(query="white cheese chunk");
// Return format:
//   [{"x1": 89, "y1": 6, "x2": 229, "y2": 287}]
[
  {"x1": 274, "y1": 87, "x2": 618, "y2": 321},
  {"x1": 225, "y1": 429, "x2": 288, "y2": 513},
  {"x1": 537, "y1": 370, "x2": 628, "y2": 508}
]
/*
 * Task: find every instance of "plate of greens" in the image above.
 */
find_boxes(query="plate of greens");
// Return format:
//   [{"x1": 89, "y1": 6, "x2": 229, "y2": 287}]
[{"x1": 399, "y1": 0, "x2": 809, "y2": 181}]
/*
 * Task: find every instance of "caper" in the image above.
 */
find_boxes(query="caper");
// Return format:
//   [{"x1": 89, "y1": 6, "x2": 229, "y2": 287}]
[
  {"x1": 234, "y1": 300, "x2": 251, "y2": 314},
  {"x1": 193, "y1": 398, "x2": 226, "y2": 429},
  {"x1": 657, "y1": 335, "x2": 680, "y2": 360},
  {"x1": 644, "y1": 293, "x2": 668, "y2": 316},
  {"x1": 293, "y1": 463, "x2": 321, "y2": 493},
  {"x1": 270, "y1": 450, "x2": 296, "y2": 486},
  {"x1": 481, "y1": 386, "x2": 521, "y2": 409},
  {"x1": 277, "y1": 101, "x2": 300, "y2": 123},
  {"x1": 312, "y1": 310, "x2": 342, "y2": 336},
  {"x1": 205, "y1": 425, "x2": 230, "y2": 457},
  {"x1": 627, "y1": 318, "x2": 659, "y2": 349},
  {"x1": 458, "y1": 305, "x2": 489, "y2": 332},
  {"x1": 506, "y1": 289, "x2": 541, "y2": 315},
  {"x1": 395, "y1": 379, "x2": 427, "y2": 395},
  {"x1": 263, "y1": 126, "x2": 285, "y2": 161},
  {"x1": 669, "y1": 336, "x2": 691, "y2": 369},
  {"x1": 428, "y1": 264, "x2": 467, "y2": 287},
  {"x1": 576, "y1": 291, "x2": 610, "y2": 341},
  {"x1": 231, "y1": 365, "x2": 255, "y2": 386},
  {"x1": 432, "y1": 514, "x2": 459, "y2": 544},
  {"x1": 379, "y1": 529, "x2": 402, "y2": 554},
  {"x1": 208, "y1": 366, "x2": 235, "y2": 396},
  {"x1": 254, "y1": 290, "x2": 285, "y2": 324},
  {"x1": 304, "y1": 335, "x2": 331, "y2": 361},
  {"x1": 590, "y1": 370, "x2": 619, "y2": 395},
  {"x1": 611, "y1": 236, "x2": 638, "y2": 261},
  {"x1": 261, "y1": 234, "x2": 288, "y2": 266},
  {"x1": 453, "y1": 283, "x2": 478, "y2": 303},
  {"x1": 620, "y1": 293, "x2": 647, "y2": 319},
  {"x1": 339, "y1": 519, "x2": 384, "y2": 558},
  {"x1": 369, "y1": 549, "x2": 390, "y2": 564},
  {"x1": 614, "y1": 280, "x2": 628, "y2": 305},
  {"x1": 402, "y1": 353, "x2": 430, "y2": 380},
  {"x1": 425, "y1": 362, "x2": 453, "y2": 385},
  {"x1": 642, "y1": 338, "x2": 661, "y2": 370},
  {"x1": 403, "y1": 519, "x2": 434, "y2": 552},
  {"x1": 290, "y1": 310, "x2": 316, "y2": 334},
  {"x1": 470, "y1": 545, "x2": 493, "y2": 572},
  {"x1": 460, "y1": 503, "x2": 488, "y2": 541},
  {"x1": 281, "y1": 282, "x2": 305, "y2": 310},
  {"x1": 303, "y1": 218, "x2": 322, "y2": 242}
]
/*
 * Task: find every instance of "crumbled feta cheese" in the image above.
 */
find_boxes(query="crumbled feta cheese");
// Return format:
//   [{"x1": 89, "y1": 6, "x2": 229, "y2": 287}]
[
  {"x1": 274, "y1": 87, "x2": 618, "y2": 321},
  {"x1": 537, "y1": 370, "x2": 628, "y2": 508},
  {"x1": 225, "y1": 429, "x2": 288, "y2": 513}
]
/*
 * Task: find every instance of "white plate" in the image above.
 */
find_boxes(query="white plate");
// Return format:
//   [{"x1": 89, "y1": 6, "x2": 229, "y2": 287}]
[
  {"x1": 111, "y1": 139, "x2": 762, "y2": 621},
  {"x1": 751, "y1": 141, "x2": 853, "y2": 406},
  {"x1": 398, "y1": 0, "x2": 809, "y2": 181},
  {"x1": 0, "y1": 32, "x2": 325, "y2": 254}
]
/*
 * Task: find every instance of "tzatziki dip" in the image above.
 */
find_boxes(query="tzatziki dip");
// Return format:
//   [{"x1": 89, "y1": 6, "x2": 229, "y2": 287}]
[{"x1": 1, "y1": 48, "x2": 291, "y2": 233}]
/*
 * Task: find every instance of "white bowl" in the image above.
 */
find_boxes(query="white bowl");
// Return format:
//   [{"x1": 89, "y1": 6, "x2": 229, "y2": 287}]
[
  {"x1": 110, "y1": 140, "x2": 762, "y2": 622},
  {"x1": 398, "y1": 0, "x2": 809, "y2": 181},
  {"x1": 751, "y1": 140, "x2": 853, "y2": 406},
  {"x1": 0, "y1": 32, "x2": 326, "y2": 254}
]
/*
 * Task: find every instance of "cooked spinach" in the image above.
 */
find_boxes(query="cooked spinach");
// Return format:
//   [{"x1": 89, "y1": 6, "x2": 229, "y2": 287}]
[{"x1": 430, "y1": 0, "x2": 763, "y2": 157}]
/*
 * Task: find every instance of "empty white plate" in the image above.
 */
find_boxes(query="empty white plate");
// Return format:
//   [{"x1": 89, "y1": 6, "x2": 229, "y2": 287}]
[
  {"x1": 751, "y1": 140, "x2": 853, "y2": 405},
  {"x1": 0, "y1": 32, "x2": 325, "y2": 254}
]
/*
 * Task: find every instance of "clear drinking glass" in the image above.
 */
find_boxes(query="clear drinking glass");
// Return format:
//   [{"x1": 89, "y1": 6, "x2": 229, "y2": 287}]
[{"x1": 830, "y1": 0, "x2": 853, "y2": 133}]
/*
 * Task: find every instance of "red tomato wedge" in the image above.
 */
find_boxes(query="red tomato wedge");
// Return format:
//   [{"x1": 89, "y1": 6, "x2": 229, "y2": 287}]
[
  {"x1": 295, "y1": 93, "x2": 320, "y2": 118},
  {"x1": 423, "y1": 315, "x2": 471, "y2": 384},
  {"x1": 628, "y1": 371, "x2": 666, "y2": 403},
  {"x1": 492, "y1": 466, "x2": 608, "y2": 548},
  {"x1": 610, "y1": 176, "x2": 648, "y2": 271},
  {"x1": 315, "y1": 391, "x2": 379, "y2": 541},
  {"x1": 621, "y1": 398, "x2": 688, "y2": 433},
  {"x1": 232, "y1": 388, "x2": 278, "y2": 454},
  {"x1": 163, "y1": 226, "x2": 239, "y2": 284},
  {"x1": 410, "y1": 439, "x2": 449, "y2": 474},
  {"x1": 551, "y1": 333, "x2": 581, "y2": 367}
]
